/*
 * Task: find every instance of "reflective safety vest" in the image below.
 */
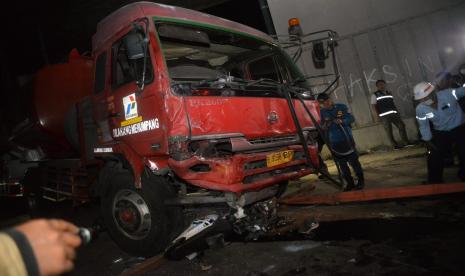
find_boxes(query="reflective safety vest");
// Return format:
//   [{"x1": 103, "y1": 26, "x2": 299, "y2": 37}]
[{"x1": 374, "y1": 91, "x2": 398, "y2": 117}]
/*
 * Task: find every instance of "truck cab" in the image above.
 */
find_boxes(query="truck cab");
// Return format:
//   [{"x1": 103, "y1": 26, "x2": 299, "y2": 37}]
[
  {"x1": 88, "y1": 2, "x2": 321, "y2": 256},
  {"x1": 1, "y1": 2, "x2": 321, "y2": 257}
]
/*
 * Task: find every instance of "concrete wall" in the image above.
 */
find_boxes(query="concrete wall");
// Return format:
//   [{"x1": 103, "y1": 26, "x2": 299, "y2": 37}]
[
  {"x1": 267, "y1": 0, "x2": 465, "y2": 150},
  {"x1": 267, "y1": 0, "x2": 463, "y2": 37}
]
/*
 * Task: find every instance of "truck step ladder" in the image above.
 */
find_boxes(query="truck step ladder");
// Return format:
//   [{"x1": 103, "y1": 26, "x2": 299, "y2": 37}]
[{"x1": 41, "y1": 159, "x2": 96, "y2": 203}]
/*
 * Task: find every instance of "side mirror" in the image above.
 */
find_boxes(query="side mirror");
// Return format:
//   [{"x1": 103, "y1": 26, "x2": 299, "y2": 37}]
[
  {"x1": 312, "y1": 41, "x2": 326, "y2": 69},
  {"x1": 123, "y1": 32, "x2": 146, "y2": 60}
]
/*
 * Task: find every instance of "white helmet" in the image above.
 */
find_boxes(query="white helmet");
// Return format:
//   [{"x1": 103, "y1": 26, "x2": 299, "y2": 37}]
[{"x1": 413, "y1": 82, "x2": 435, "y2": 100}]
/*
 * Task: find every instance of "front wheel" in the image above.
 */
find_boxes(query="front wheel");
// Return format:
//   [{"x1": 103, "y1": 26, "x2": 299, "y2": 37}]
[{"x1": 101, "y1": 171, "x2": 182, "y2": 257}]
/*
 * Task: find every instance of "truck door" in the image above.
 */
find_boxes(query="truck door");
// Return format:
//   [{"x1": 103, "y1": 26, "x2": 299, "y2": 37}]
[
  {"x1": 92, "y1": 50, "x2": 114, "y2": 146},
  {"x1": 107, "y1": 29, "x2": 164, "y2": 156}
]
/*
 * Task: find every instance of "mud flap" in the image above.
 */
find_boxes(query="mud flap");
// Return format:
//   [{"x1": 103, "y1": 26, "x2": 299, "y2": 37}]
[{"x1": 164, "y1": 215, "x2": 232, "y2": 260}]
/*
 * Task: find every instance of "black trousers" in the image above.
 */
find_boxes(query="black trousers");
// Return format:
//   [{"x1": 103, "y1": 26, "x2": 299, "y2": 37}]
[
  {"x1": 427, "y1": 123, "x2": 465, "y2": 183},
  {"x1": 381, "y1": 113, "x2": 409, "y2": 146},
  {"x1": 334, "y1": 150, "x2": 364, "y2": 187}
]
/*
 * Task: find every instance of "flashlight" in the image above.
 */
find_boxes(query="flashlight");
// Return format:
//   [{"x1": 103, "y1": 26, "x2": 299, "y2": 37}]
[{"x1": 78, "y1": 225, "x2": 100, "y2": 246}]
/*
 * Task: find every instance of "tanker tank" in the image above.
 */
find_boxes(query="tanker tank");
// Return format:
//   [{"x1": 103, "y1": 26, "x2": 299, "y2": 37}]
[{"x1": 9, "y1": 49, "x2": 94, "y2": 159}]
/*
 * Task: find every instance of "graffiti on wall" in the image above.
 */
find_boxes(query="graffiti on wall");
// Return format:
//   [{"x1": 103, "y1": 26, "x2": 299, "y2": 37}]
[{"x1": 330, "y1": 55, "x2": 438, "y2": 104}]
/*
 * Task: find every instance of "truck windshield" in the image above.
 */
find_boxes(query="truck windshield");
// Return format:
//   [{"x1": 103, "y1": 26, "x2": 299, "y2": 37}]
[{"x1": 155, "y1": 21, "x2": 310, "y2": 97}]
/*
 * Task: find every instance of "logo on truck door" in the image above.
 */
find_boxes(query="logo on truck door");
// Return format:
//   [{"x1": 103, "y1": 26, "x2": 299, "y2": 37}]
[
  {"x1": 123, "y1": 93, "x2": 138, "y2": 120},
  {"x1": 267, "y1": 111, "x2": 279, "y2": 124},
  {"x1": 112, "y1": 118, "x2": 160, "y2": 138}
]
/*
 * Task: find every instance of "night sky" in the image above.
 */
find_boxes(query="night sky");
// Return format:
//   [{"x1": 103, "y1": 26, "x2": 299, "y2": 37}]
[
  {"x1": 2, "y1": 0, "x2": 268, "y2": 76},
  {"x1": 0, "y1": 0, "x2": 269, "y2": 135}
]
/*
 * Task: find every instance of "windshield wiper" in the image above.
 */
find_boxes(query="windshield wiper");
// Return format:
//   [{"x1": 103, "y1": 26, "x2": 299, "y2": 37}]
[
  {"x1": 191, "y1": 75, "x2": 249, "y2": 88},
  {"x1": 244, "y1": 78, "x2": 310, "y2": 95},
  {"x1": 192, "y1": 76, "x2": 280, "y2": 90},
  {"x1": 179, "y1": 76, "x2": 284, "y2": 94},
  {"x1": 244, "y1": 78, "x2": 281, "y2": 87}
]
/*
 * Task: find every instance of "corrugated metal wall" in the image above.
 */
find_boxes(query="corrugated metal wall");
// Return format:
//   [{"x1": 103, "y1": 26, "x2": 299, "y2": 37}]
[{"x1": 277, "y1": 2, "x2": 465, "y2": 128}]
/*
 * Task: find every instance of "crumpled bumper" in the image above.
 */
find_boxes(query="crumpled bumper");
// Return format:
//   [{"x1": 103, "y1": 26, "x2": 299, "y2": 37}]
[{"x1": 168, "y1": 144, "x2": 319, "y2": 193}]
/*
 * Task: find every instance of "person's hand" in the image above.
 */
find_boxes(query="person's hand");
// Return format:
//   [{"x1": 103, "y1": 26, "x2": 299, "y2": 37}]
[
  {"x1": 15, "y1": 219, "x2": 81, "y2": 276},
  {"x1": 334, "y1": 118, "x2": 343, "y2": 124}
]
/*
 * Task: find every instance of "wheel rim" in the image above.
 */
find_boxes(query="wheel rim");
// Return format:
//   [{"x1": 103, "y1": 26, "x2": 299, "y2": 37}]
[{"x1": 112, "y1": 189, "x2": 151, "y2": 240}]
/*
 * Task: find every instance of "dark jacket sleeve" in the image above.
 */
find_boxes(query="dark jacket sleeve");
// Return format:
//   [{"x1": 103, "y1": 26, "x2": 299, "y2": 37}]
[{"x1": 340, "y1": 104, "x2": 354, "y2": 126}]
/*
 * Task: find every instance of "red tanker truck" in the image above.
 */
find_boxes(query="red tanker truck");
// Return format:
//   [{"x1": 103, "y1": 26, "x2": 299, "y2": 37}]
[{"x1": 1, "y1": 2, "x2": 321, "y2": 257}]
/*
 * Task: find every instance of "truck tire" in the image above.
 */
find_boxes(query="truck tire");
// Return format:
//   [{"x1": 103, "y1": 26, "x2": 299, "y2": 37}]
[{"x1": 101, "y1": 170, "x2": 183, "y2": 257}]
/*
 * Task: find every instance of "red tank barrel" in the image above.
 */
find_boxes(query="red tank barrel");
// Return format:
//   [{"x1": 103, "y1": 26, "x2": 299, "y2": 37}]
[{"x1": 12, "y1": 49, "x2": 94, "y2": 158}]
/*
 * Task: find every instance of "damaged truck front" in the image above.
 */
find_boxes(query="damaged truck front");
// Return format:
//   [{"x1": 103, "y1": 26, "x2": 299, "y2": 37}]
[{"x1": 2, "y1": 2, "x2": 321, "y2": 257}]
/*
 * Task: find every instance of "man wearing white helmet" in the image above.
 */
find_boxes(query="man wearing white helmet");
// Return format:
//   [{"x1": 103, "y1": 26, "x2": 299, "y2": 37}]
[{"x1": 414, "y1": 81, "x2": 465, "y2": 183}]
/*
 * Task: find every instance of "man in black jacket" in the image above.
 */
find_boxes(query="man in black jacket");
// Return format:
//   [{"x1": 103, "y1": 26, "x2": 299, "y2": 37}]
[{"x1": 371, "y1": 79, "x2": 412, "y2": 149}]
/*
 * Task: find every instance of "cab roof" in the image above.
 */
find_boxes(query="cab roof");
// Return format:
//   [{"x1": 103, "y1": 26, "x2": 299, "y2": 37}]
[{"x1": 92, "y1": 1, "x2": 273, "y2": 51}]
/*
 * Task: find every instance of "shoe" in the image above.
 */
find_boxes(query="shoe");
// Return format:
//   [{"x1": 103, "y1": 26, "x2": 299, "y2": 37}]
[
  {"x1": 393, "y1": 145, "x2": 403, "y2": 150},
  {"x1": 404, "y1": 143, "x2": 415, "y2": 147},
  {"x1": 354, "y1": 184, "x2": 364, "y2": 190}
]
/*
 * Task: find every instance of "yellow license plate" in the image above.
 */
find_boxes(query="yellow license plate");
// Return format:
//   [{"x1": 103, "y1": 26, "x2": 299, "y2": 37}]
[{"x1": 266, "y1": 150, "x2": 294, "y2": 168}]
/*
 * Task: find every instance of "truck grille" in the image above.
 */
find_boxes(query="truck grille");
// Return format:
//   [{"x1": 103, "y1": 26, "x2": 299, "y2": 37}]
[
  {"x1": 230, "y1": 130, "x2": 316, "y2": 153},
  {"x1": 248, "y1": 135, "x2": 296, "y2": 145}
]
